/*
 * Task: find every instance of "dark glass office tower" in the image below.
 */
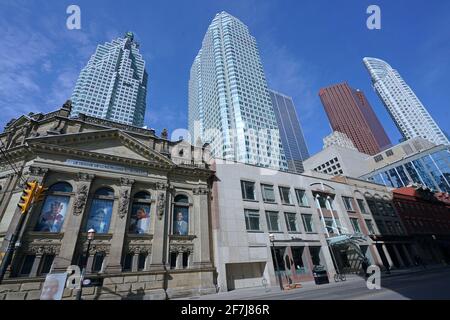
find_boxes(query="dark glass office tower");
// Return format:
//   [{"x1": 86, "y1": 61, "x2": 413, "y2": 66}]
[{"x1": 269, "y1": 90, "x2": 310, "y2": 173}]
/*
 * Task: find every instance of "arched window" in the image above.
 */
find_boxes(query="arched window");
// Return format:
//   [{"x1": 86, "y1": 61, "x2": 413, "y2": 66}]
[
  {"x1": 34, "y1": 182, "x2": 73, "y2": 233},
  {"x1": 172, "y1": 194, "x2": 189, "y2": 235},
  {"x1": 49, "y1": 182, "x2": 73, "y2": 193},
  {"x1": 174, "y1": 195, "x2": 189, "y2": 204},
  {"x1": 128, "y1": 191, "x2": 151, "y2": 234},
  {"x1": 86, "y1": 187, "x2": 114, "y2": 233}
]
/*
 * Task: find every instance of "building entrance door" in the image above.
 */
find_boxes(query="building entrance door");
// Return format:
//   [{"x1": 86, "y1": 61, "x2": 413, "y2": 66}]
[
  {"x1": 331, "y1": 244, "x2": 362, "y2": 274},
  {"x1": 272, "y1": 246, "x2": 309, "y2": 287}
]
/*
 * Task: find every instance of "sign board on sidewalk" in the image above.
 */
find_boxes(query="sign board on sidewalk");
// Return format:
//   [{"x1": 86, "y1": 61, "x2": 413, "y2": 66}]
[{"x1": 40, "y1": 273, "x2": 67, "y2": 300}]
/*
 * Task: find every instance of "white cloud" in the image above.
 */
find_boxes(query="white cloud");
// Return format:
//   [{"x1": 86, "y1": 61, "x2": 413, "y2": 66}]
[
  {"x1": 261, "y1": 41, "x2": 321, "y2": 121},
  {"x1": 46, "y1": 68, "x2": 79, "y2": 106},
  {"x1": 0, "y1": 3, "x2": 102, "y2": 129}
]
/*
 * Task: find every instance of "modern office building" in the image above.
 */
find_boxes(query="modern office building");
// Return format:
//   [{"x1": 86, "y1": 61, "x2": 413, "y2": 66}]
[
  {"x1": 269, "y1": 90, "x2": 310, "y2": 173},
  {"x1": 361, "y1": 138, "x2": 450, "y2": 193},
  {"x1": 303, "y1": 145, "x2": 370, "y2": 178},
  {"x1": 70, "y1": 32, "x2": 148, "y2": 127},
  {"x1": 319, "y1": 82, "x2": 391, "y2": 156},
  {"x1": 363, "y1": 57, "x2": 449, "y2": 146},
  {"x1": 211, "y1": 161, "x2": 413, "y2": 291},
  {"x1": 188, "y1": 12, "x2": 288, "y2": 170},
  {"x1": 323, "y1": 131, "x2": 357, "y2": 151}
]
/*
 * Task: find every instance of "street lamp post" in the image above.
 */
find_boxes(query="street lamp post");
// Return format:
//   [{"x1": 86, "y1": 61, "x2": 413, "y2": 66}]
[
  {"x1": 76, "y1": 228, "x2": 95, "y2": 300},
  {"x1": 269, "y1": 233, "x2": 284, "y2": 291}
]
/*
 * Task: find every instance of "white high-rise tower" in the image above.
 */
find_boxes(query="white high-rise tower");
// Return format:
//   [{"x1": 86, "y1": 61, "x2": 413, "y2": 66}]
[
  {"x1": 363, "y1": 57, "x2": 449, "y2": 145},
  {"x1": 189, "y1": 12, "x2": 287, "y2": 170},
  {"x1": 71, "y1": 32, "x2": 148, "y2": 127}
]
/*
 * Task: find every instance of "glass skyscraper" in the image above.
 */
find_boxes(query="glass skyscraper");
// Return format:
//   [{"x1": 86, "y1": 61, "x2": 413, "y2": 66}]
[
  {"x1": 71, "y1": 32, "x2": 148, "y2": 127},
  {"x1": 362, "y1": 145, "x2": 450, "y2": 193},
  {"x1": 269, "y1": 90, "x2": 309, "y2": 173},
  {"x1": 363, "y1": 57, "x2": 449, "y2": 146},
  {"x1": 188, "y1": 12, "x2": 287, "y2": 170}
]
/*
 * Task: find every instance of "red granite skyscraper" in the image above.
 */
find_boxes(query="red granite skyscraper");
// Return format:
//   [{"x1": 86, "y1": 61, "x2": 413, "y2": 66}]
[{"x1": 319, "y1": 82, "x2": 391, "y2": 155}]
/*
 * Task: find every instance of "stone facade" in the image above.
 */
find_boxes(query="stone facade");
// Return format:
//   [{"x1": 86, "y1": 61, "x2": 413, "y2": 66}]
[
  {"x1": 0, "y1": 102, "x2": 216, "y2": 300},
  {"x1": 392, "y1": 186, "x2": 450, "y2": 265},
  {"x1": 211, "y1": 161, "x2": 416, "y2": 292}
]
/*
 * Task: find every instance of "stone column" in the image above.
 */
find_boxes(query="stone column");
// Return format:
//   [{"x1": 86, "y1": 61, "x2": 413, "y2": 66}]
[
  {"x1": 188, "y1": 251, "x2": 193, "y2": 268},
  {"x1": 86, "y1": 250, "x2": 95, "y2": 274},
  {"x1": 129, "y1": 246, "x2": 142, "y2": 272},
  {"x1": 381, "y1": 244, "x2": 395, "y2": 268},
  {"x1": 320, "y1": 243, "x2": 337, "y2": 276},
  {"x1": 304, "y1": 246, "x2": 315, "y2": 277},
  {"x1": 149, "y1": 182, "x2": 169, "y2": 271},
  {"x1": 144, "y1": 251, "x2": 150, "y2": 271},
  {"x1": 392, "y1": 245, "x2": 405, "y2": 267},
  {"x1": 52, "y1": 173, "x2": 95, "y2": 272},
  {"x1": 192, "y1": 186, "x2": 212, "y2": 268},
  {"x1": 131, "y1": 252, "x2": 135, "y2": 272},
  {"x1": 176, "y1": 250, "x2": 183, "y2": 269},
  {"x1": 29, "y1": 254, "x2": 43, "y2": 278},
  {"x1": 401, "y1": 244, "x2": 414, "y2": 266},
  {"x1": 369, "y1": 244, "x2": 384, "y2": 267},
  {"x1": 105, "y1": 178, "x2": 134, "y2": 273}
]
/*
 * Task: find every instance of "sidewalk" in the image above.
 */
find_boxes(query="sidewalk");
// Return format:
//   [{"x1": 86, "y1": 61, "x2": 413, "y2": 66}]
[
  {"x1": 179, "y1": 264, "x2": 450, "y2": 300},
  {"x1": 181, "y1": 275, "x2": 363, "y2": 300}
]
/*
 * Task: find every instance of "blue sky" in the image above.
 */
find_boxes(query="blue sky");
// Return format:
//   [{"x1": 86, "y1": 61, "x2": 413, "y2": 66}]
[{"x1": 0, "y1": 0, "x2": 449, "y2": 155}]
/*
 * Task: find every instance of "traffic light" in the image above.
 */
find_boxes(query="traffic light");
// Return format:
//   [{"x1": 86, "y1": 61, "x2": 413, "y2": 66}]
[
  {"x1": 18, "y1": 181, "x2": 38, "y2": 214},
  {"x1": 34, "y1": 184, "x2": 47, "y2": 203}
]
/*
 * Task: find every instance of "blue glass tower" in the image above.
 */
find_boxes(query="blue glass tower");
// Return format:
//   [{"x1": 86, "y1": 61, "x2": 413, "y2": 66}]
[
  {"x1": 269, "y1": 90, "x2": 310, "y2": 173},
  {"x1": 188, "y1": 12, "x2": 288, "y2": 170},
  {"x1": 71, "y1": 32, "x2": 148, "y2": 127}
]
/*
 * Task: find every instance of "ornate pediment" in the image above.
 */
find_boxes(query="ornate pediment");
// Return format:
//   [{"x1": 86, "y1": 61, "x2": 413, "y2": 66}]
[
  {"x1": 26, "y1": 129, "x2": 176, "y2": 168},
  {"x1": 5, "y1": 115, "x2": 30, "y2": 131}
]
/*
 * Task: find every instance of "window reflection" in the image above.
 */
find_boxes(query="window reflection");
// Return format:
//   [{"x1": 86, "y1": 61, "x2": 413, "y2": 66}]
[
  {"x1": 129, "y1": 191, "x2": 151, "y2": 234},
  {"x1": 35, "y1": 182, "x2": 72, "y2": 233},
  {"x1": 173, "y1": 195, "x2": 189, "y2": 235},
  {"x1": 86, "y1": 187, "x2": 114, "y2": 233}
]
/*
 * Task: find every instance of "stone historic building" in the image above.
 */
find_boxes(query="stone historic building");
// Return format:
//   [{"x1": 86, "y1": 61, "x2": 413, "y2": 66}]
[
  {"x1": 0, "y1": 101, "x2": 216, "y2": 300},
  {"x1": 392, "y1": 186, "x2": 450, "y2": 265}
]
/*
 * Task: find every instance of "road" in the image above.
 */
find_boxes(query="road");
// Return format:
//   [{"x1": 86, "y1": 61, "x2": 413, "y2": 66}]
[{"x1": 187, "y1": 267, "x2": 450, "y2": 300}]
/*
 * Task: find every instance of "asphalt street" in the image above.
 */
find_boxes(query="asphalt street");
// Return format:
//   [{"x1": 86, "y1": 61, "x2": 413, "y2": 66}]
[{"x1": 186, "y1": 267, "x2": 450, "y2": 300}]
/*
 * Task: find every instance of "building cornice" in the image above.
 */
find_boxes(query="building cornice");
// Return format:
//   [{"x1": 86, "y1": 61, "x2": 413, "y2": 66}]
[{"x1": 29, "y1": 142, "x2": 174, "y2": 171}]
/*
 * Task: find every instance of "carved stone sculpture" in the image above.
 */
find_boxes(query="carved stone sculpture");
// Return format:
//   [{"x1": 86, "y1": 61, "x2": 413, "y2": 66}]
[
  {"x1": 119, "y1": 189, "x2": 130, "y2": 219},
  {"x1": 73, "y1": 184, "x2": 89, "y2": 216},
  {"x1": 157, "y1": 193, "x2": 165, "y2": 220}
]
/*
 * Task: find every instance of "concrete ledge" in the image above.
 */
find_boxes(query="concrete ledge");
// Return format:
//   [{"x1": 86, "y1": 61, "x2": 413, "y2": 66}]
[
  {"x1": 116, "y1": 283, "x2": 132, "y2": 292},
  {"x1": 138, "y1": 275, "x2": 157, "y2": 282},
  {"x1": 21, "y1": 282, "x2": 41, "y2": 291},
  {"x1": 103, "y1": 277, "x2": 124, "y2": 285},
  {"x1": 142, "y1": 289, "x2": 167, "y2": 300},
  {"x1": 5, "y1": 292, "x2": 27, "y2": 300},
  {"x1": 198, "y1": 287, "x2": 218, "y2": 296},
  {"x1": 26, "y1": 290, "x2": 42, "y2": 300},
  {"x1": 124, "y1": 276, "x2": 138, "y2": 283},
  {"x1": 0, "y1": 284, "x2": 21, "y2": 292}
]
